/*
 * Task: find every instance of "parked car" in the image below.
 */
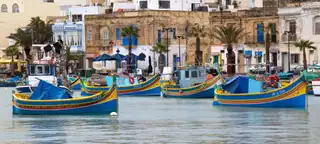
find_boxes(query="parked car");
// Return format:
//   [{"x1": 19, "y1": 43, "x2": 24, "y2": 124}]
[
  {"x1": 249, "y1": 63, "x2": 283, "y2": 74},
  {"x1": 289, "y1": 64, "x2": 320, "y2": 74}
]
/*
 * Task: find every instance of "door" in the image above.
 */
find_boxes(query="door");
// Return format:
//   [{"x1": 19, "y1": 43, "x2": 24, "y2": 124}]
[
  {"x1": 282, "y1": 52, "x2": 288, "y2": 72},
  {"x1": 272, "y1": 52, "x2": 277, "y2": 66},
  {"x1": 173, "y1": 54, "x2": 177, "y2": 71},
  {"x1": 238, "y1": 52, "x2": 245, "y2": 73}
]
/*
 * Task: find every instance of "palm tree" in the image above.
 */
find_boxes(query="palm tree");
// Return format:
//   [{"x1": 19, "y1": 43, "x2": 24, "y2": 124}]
[
  {"x1": 152, "y1": 42, "x2": 169, "y2": 73},
  {"x1": 212, "y1": 25, "x2": 247, "y2": 75},
  {"x1": 121, "y1": 25, "x2": 139, "y2": 72},
  {"x1": 7, "y1": 28, "x2": 32, "y2": 61},
  {"x1": 27, "y1": 17, "x2": 53, "y2": 44},
  {"x1": 259, "y1": 23, "x2": 276, "y2": 73},
  {"x1": 294, "y1": 39, "x2": 316, "y2": 70},
  {"x1": 7, "y1": 17, "x2": 53, "y2": 63},
  {"x1": 188, "y1": 23, "x2": 207, "y2": 66},
  {"x1": 3, "y1": 45, "x2": 20, "y2": 75}
]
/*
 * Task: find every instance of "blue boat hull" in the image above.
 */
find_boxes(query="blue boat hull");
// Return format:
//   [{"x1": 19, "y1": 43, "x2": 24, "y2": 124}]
[
  {"x1": 163, "y1": 87, "x2": 215, "y2": 98},
  {"x1": 12, "y1": 99, "x2": 117, "y2": 115},
  {"x1": 213, "y1": 94, "x2": 306, "y2": 108},
  {"x1": 12, "y1": 84, "x2": 118, "y2": 115},
  {"x1": 213, "y1": 75, "x2": 307, "y2": 108},
  {"x1": 161, "y1": 75, "x2": 222, "y2": 99},
  {"x1": 81, "y1": 74, "x2": 161, "y2": 97}
]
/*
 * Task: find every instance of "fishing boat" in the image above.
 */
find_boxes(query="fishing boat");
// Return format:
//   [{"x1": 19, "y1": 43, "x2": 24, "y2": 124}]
[
  {"x1": 213, "y1": 74, "x2": 307, "y2": 108},
  {"x1": 0, "y1": 76, "x2": 21, "y2": 87},
  {"x1": 312, "y1": 78, "x2": 320, "y2": 96},
  {"x1": 12, "y1": 79, "x2": 118, "y2": 115},
  {"x1": 80, "y1": 74, "x2": 161, "y2": 96},
  {"x1": 15, "y1": 64, "x2": 73, "y2": 94},
  {"x1": 160, "y1": 66, "x2": 223, "y2": 98}
]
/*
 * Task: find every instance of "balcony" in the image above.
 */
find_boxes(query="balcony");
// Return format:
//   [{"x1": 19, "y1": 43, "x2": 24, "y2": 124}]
[{"x1": 281, "y1": 33, "x2": 297, "y2": 42}]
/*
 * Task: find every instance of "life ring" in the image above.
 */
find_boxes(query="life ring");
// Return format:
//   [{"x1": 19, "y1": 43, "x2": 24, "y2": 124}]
[
  {"x1": 267, "y1": 75, "x2": 279, "y2": 88},
  {"x1": 129, "y1": 76, "x2": 134, "y2": 84}
]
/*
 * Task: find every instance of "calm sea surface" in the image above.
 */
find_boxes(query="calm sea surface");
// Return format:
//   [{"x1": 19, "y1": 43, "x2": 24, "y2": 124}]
[{"x1": 1, "y1": 87, "x2": 320, "y2": 143}]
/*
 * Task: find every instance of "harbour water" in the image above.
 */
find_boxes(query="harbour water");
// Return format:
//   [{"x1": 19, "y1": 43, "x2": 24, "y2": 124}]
[{"x1": 2, "y1": 87, "x2": 320, "y2": 143}]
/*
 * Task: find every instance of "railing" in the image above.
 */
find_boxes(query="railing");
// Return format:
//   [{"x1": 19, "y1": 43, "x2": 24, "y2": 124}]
[{"x1": 281, "y1": 33, "x2": 297, "y2": 42}]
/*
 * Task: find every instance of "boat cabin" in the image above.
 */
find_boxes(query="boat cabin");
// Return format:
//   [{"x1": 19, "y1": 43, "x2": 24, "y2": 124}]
[
  {"x1": 27, "y1": 64, "x2": 58, "y2": 86},
  {"x1": 162, "y1": 66, "x2": 207, "y2": 88}
]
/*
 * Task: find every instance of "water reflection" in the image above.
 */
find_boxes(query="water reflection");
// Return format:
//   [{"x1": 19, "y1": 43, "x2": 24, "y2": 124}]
[
  {"x1": 11, "y1": 115, "x2": 119, "y2": 143},
  {"x1": 212, "y1": 106, "x2": 310, "y2": 143}
]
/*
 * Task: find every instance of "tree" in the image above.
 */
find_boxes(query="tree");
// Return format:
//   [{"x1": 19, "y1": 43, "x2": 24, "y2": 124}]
[
  {"x1": 212, "y1": 25, "x2": 246, "y2": 75},
  {"x1": 3, "y1": 45, "x2": 21, "y2": 75},
  {"x1": 152, "y1": 42, "x2": 169, "y2": 73},
  {"x1": 259, "y1": 23, "x2": 277, "y2": 73},
  {"x1": 188, "y1": 23, "x2": 207, "y2": 66},
  {"x1": 121, "y1": 25, "x2": 139, "y2": 72},
  {"x1": 27, "y1": 17, "x2": 53, "y2": 44},
  {"x1": 7, "y1": 28, "x2": 32, "y2": 61},
  {"x1": 294, "y1": 39, "x2": 316, "y2": 70},
  {"x1": 7, "y1": 17, "x2": 52, "y2": 63}
]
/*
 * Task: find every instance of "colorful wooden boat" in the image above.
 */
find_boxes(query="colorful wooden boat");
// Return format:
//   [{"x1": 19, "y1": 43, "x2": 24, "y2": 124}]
[
  {"x1": 160, "y1": 66, "x2": 223, "y2": 98},
  {"x1": 80, "y1": 74, "x2": 160, "y2": 96},
  {"x1": 213, "y1": 75, "x2": 307, "y2": 108},
  {"x1": 12, "y1": 79, "x2": 118, "y2": 115}
]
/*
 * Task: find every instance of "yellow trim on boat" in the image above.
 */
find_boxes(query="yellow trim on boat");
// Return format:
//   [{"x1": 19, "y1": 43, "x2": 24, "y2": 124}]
[{"x1": 215, "y1": 76, "x2": 303, "y2": 96}]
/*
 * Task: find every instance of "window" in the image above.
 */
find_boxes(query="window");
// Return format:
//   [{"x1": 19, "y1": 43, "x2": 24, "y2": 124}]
[
  {"x1": 314, "y1": 16, "x2": 320, "y2": 35},
  {"x1": 12, "y1": 3, "x2": 19, "y2": 13},
  {"x1": 140, "y1": 1, "x2": 147, "y2": 9},
  {"x1": 103, "y1": 31, "x2": 109, "y2": 46},
  {"x1": 44, "y1": 65, "x2": 50, "y2": 74},
  {"x1": 116, "y1": 28, "x2": 120, "y2": 40},
  {"x1": 158, "y1": 29, "x2": 162, "y2": 43},
  {"x1": 37, "y1": 66, "x2": 43, "y2": 74},
  {"x1": 72, "y1": 15, "x2": 82, "y2": 22},
  {"x1": 185, "y1": 71, "x2": 189, "y2": 78},
  {"x1": 159, "y1": 1, "x2": 170, "y2": 9},
  {"x1": 270, "y1": 23, "x2": 277, "y2": 42},
  {"x1": 256, "y1": 23, "x2": 264, "y2": 43},
  {"x1": 172, "y1": 28, "x2": 176, "y2": 39},
  {"x1": 289, "y1": 21, "x2": 296, "y2": 34},
  {"x1": 30, "y1": 65, "x2": 35, "y2": 74},
  {"x1": 88, "y1": 29, "x2": 92, "y2": 40},
  {"x1": 191, "y1": 71, "x2": 198, "y2": 78},
  {"x1": 199, "y1": 70, "x2": 205, "y2": 77},
  {"x1": 1, "y1": 4, "x2": 8, "y2": 12},
  {"x1": 291, "y1": 54, "x2": 299, "y2": 64}
]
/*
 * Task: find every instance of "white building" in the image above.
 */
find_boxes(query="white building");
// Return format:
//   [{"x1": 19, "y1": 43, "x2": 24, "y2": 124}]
[
  {"x1": 111, "y1": 0, "x2": 263, "y2": 12},
  {"x1": 278, "y1": 2, "x2": 319, "y2": 71},
  {"x1": 51, "y1": 5, "x2": 106, "y2": 68}
]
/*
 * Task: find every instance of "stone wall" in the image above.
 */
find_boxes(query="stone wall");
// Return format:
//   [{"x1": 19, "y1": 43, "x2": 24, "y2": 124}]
[{"x1": 85, "y1": 10, "x2": 279, "y2": 65}]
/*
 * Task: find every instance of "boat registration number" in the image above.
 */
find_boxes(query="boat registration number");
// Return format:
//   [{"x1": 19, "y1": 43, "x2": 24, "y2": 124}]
[{"x1": 272, "y1": 89, "x2": 286, "y2": 96}]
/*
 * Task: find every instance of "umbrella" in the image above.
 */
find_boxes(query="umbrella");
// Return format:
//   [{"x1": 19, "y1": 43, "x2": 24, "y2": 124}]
[
  {"x1": 93, "y1": 53, "x2": 111, "y2": 61},
  {"x1": 148, "y1": 56, "x2": 153, "y2": 74},
  {"x1": 138, "y1": 53, "x2": 146, "y2": 61},
  {"x1": 109, "y1": 53, "x2": 125, "y2": 61},
  {"x1": 122, "y1": 53, "x2": 138, "y2": 61}
]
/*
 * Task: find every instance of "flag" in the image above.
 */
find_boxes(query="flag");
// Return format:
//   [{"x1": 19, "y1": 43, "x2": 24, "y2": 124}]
[
  {"x1": 69, "y1": 77, "x2": 81, "y2": 88},
  {"x1": 43, "y1": 44, "x2": 52, "y2": 52},
  {"x1": 53, "y1": 42, "x2": 62, "y2": 54}
]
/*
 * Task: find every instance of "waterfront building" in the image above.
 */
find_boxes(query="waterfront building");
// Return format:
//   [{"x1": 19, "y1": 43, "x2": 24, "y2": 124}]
[
  {"x1": 85, "y1": 9, "x2": 281, "y2": 73},
  {"x1": 0, "y1": 0, "x2": 60, "y2": 57},
  {"x1": 278, "y1": 1, "x2": 320, "y2": 72},
  {"x1": 51, "y1": 5, "x2": 106, "y2": 68}
]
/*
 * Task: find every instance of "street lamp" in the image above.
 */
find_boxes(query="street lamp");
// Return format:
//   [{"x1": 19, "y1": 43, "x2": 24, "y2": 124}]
[
  {"x1": 176, "y1": 35, "x2": 184, "y2": 66},
  {"x1": 284, "y1": 30, "x2": 293, "y2": 72},
  {"x1": 162, "y1": 27, "x2": 173, "y2": 67}
]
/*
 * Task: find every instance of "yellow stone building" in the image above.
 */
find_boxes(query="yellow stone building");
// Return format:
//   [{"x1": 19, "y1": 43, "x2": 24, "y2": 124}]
[{"x1": 85, "y1": 9, "x2": 279, "y2": 72}]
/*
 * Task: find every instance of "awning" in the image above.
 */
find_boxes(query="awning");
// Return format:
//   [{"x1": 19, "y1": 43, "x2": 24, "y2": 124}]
[
  {"x1": 255, "y1": 51, "x2": 263, "y2": 57},
  {"x1": 0, "y1": 59, "x2": 26, "y2": 63},
  {"x1": 244, "y1": 50, "x2": 252, "y2": 57}
]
